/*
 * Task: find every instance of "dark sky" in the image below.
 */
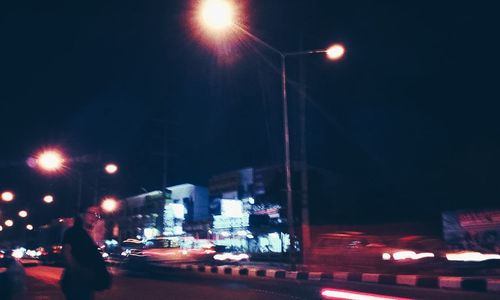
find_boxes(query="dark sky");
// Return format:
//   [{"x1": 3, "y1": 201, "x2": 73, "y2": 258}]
[{"x1": 1, "y1": 1, "x2": 499, "y2": 227}]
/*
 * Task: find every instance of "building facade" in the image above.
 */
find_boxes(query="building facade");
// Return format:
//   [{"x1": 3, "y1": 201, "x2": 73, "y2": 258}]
[
  {"x1": 103, "y1": 184, "x2": 209, "y2": 242},
  {"x1": 209, "y1": 166, "x2": 290, "y2": 254}
]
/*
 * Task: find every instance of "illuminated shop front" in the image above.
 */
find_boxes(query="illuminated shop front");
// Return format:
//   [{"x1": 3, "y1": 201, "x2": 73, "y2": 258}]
[{"x1": 212, "y1": 199, "x2": 251, "y2": 250}]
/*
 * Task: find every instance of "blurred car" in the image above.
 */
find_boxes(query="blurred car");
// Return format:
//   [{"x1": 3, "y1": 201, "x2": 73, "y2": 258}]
[
  {"x1": 309, "y1": 232, "x2": 437, "y2": 270},
  {"x1": 310, "y1": 232, "x2": 387, "y2": 267},
  {"x1": 213, "y1": 246, "x2": 249, "y2": 264},
  {"x1": 98, "y1": 247, "x2": 110, "y2": 261},
  {"x1": 39, "y1": 245, "x2": 64, "y2": 265},
  {"x1": 381, "y1": 235, "x2": 439, "y2": 263},
  {"x1": 120, "y1": 239, "x2": 145, "y2": 257},
  {"x1": 129, "y1": 237, "x2": 215, "y2": 265}
]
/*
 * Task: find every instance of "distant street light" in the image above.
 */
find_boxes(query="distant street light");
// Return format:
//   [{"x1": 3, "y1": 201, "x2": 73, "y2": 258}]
[
  {"x1": 43, "y1": 194, "x2": 54, "y2": 204},
  {"x1": 5, "y1": 219, "x2": 13, "y2": 227},
  {"x1": 104, "y1": 163, "x2": 119, "y2": 175},
  {"x1": 0, "y1": 225, "x2": 3, "y2": 231},
  {"x1": 195, "y1": 2, "x2": 345, "y2": 270},
  {"x1": 18, "y1": 210, "x2": 28, "y2": 218},
  {"x1": 101, "y1": 197, "x2": 119, "y2": 213},
  {"x1": 36, "y1": 149, "x2": 65, "y2": 173},
  {"x1": 26, "y1": 224, "x2": 34, "y2": 231},
  {"x1": 1, "y1": 191, "x2": 15, "y2": 202}
]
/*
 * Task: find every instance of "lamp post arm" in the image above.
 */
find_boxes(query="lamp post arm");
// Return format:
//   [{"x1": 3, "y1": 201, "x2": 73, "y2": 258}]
[
  {"x1": 236, "y1": 25, "x2": 284, "y2": 58},
  {"x1": 284, "y1": 49, "x2": 327, "y2": 57}
]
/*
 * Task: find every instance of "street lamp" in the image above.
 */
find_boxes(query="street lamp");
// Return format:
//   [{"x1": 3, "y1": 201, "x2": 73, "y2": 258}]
[
  {"x1": 18, "y1": 210, "x2": 28, "y2": 218},
  {"x1": 26, "y1": 224, "x2": 34, "y2": 231},
  {"x1": 104, "y1": 163, "x2": 119, "y2": 175},
  {"x1": 43, "y1": 194, "x2": 54, "y2": 204},
  {"x1": 36, "y1": 149, "x2": 65, "y2": 173},
  {"x1": 326, "y1": 44, "x2": 346, "y2": 60},
  {"x1": 1, "y1": 191, "x2": 15, "y2": 202},
  {"x1": 196, "y1": 1, "x2": 345, "y2": 269},
  {"x1": 4, "y1": 219, "x2": 13, "y2": 227},
  {"x1": 0, "y1": 225, "x2": 3, "y2": 231},
  {"x1": 199, "y1": 0, "x2": 235, "y2": 32},
  {"x1": 101, "y1": 197, "x2": 119, "y2": 213}
]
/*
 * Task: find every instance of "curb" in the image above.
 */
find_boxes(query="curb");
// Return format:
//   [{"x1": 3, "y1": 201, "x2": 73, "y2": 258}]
[{"x1": 147, "y1": 263, "x2": 500, "y2": 293}]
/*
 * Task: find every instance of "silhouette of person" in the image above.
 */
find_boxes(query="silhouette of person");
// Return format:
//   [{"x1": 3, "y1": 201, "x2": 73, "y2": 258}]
[{"x1": 60, "y1": 206, "x2": 110, "y2": 300}]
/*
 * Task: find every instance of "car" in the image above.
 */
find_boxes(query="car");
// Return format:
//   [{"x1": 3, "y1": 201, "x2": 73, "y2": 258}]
[
  {"x1": 120, "y1": 239, "x2": 145, "y2": 257},
  {"x1": 308, "y1": 232, "x2": 437, "y2": 272},
  {"x1": 129, "y1": 237, "x2": 215, "y2": 265},
  {"x1": 39, "y1": 245, "x2": 64, "y2": 266},
  {"x1": 213, "y1": 246, "x2": 250, "y2": 264}
]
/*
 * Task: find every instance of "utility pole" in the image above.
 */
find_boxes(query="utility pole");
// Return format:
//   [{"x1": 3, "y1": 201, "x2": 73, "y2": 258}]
[
  {"x1": 299, "y1": 38, "x2": 311, "y2": 264},
  {"x1": 162, "y1": 118, "x2": 168, "y2": 190}
]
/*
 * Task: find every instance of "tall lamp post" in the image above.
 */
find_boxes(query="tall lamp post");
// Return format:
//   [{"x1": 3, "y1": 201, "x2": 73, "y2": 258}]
[{"x1": 196, "y1": 0, "x2": 345, "y2": 269}]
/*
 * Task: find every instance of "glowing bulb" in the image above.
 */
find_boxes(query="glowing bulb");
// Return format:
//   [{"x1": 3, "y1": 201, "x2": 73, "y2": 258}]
[
  {"x1": 37, "y1": 150, "x2": 65, "y2": 172},
  {"x1": 104, "y1": 163, "x2": 118, "y2": 174},
  {"x1": 101, "y1": 197, "x2": 119, "y2": 213},
  {"x1": 43, "y1": 195, "x2": 54, "y2": 203},
  {"x1": 326, "y1": 44, "x2": 345, "y2": 60},
  {"x1": 1, "y1": 191, "x2": 15, "y2": 202},
  {"x1": 200, "y1": 0, "x2": 235, "y2": 31}
]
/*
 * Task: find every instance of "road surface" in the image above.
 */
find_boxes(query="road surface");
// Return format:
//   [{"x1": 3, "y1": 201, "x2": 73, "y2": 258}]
[{"x1": 24, "y1": 265, "x2": 499, "y2": 300}]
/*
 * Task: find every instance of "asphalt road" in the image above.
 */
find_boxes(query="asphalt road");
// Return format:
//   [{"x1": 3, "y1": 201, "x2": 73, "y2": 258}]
[{"x1": 24, "y1": 266, "x2": 499, "y2": 300}]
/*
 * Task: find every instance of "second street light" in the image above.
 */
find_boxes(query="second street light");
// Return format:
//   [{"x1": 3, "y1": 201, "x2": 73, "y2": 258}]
[
  {"x1": 35, "y1": 149, "x2": 65, "y2": 173},
  {"x1": 1, "y1": 191, "x2": 15, "y2": 202},
  {"x1": 101, "y1": 197, "x2": 119, "y2": 214},
  {"x1": 43, "y1": 194, "x2": 54, "y2": 204},
  {"x1": 196, "y1": 0, "x2": 345, "y2": 270}
]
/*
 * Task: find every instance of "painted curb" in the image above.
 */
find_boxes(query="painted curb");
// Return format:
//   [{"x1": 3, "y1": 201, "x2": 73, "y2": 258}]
[{"x1": 124, "y1": 262, "x2": 499, "y2": 293}]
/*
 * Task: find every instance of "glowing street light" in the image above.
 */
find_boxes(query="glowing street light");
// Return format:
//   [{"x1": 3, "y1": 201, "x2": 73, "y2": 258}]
[
  {"x1": 18, "y1": 210, "x2": 28, "y2": 218},
  {"x1": 36, "y1": 149, "x2": 65, "y2": 172},
  {"x1": 101, "y1": 197, "x2": 119, "y2": 213},
  {"x1": 1, "y1": 191, "x2": 15, "y2": 202},
  {"x1": 326, "y1": 44, "x2": 345, "y2": 60},
  {"x1": 5, "y1": 220, "x2": 13, "y2": 227},
  {"x1": 199, "y1": 0, "x2": 235, "y2": 32},
  {"x1": 26, "y1": 224, "x2": 34, "y2": 231},
  {"x1": 0, "y1": 225, "x2": 3, "y2": 231},
  {"x1": 104, "y1": 163, "x2": 118, "y2": 174},
  {"x1": 43, "y1": 194, "x2": 54, "y2": 204}
]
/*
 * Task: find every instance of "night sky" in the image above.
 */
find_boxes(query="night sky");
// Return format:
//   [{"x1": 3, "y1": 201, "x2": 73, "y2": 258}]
[{"x1": 1, "y1": 1, "x2": 499, "y2": 228}]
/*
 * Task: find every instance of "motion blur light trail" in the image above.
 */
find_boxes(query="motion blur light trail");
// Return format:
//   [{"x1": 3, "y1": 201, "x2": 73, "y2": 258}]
[
  {"x1": 446, "y1": 251, "x2": 500, "y2": 262},
  {"x1": 321, "y1": 288, "x2": 413, "y2": 300}
]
